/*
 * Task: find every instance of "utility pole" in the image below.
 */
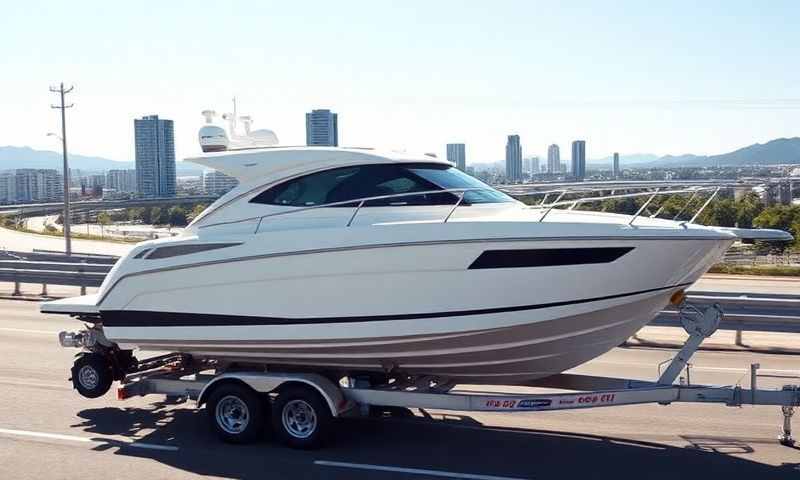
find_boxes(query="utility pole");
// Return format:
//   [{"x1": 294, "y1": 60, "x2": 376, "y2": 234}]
[{"x1": 50, "y1": 83, "x2": 74, "y2": 256}]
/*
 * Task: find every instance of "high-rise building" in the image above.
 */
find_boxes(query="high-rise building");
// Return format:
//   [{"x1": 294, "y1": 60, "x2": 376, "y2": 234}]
[
  {"x1": 612, "y1": 152, "x2": 620, "y2": 179},
  {"x1": 0, "y1": 172, "x2": 17, "y2": 204},
  {"x1": 571, "y1": 140, "x2": 586, "y2": 181},
  {"x1": 446, "y1": 143, "x2": 466, "y2": 171},
  {"x1": 13, "y1": 169, "x2": 63, "y2": 202},
  {"x1": 505, "y1": 135, "x2": 522, "y2": 181},
  {"x1": 530, "y1": 156, "x2": 540, "y2": 175},
  {"x1": 547, "y1": 144, "x2": 560, "y2": 174},
  {"x1": 134, "y1": 115, "x2": 176, "y2": 198},
  {"x1": 305, "y1": 109, "x2": 338, "y2": 146},
  {"x1": 203, "y1": 170, "x2": 240, "y2": 196},
  {"x1": 778, "y1": 181, "x2": 792, "y2": 205},
  {"x1": 106, "y1": 169, "x2": 137, "y2": 193}
]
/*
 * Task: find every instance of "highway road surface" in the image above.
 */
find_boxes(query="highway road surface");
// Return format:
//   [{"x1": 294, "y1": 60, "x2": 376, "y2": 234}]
[{"x1": 1, "y1": 300, "x2": 799, "y2": 479}]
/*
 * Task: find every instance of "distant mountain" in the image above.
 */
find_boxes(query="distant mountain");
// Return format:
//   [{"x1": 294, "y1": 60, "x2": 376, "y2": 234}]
[
  {"x1": 589, "y1": 137, "x2": 800, "y2": 169},
  {"x1": 0, "y1": 146, "x2": 202, "y2": 175},
  {"x1": 659, "y1": 137, "x2": 800, "y2": 167}
]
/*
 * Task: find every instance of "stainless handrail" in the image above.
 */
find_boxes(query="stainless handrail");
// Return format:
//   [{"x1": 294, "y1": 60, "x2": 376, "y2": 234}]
[
  {"x1": 689, "y1": 187, "x2": 721, "y2": 224},
  {"x1": 628, "y1": 189, "x2": 659, "y2": 226},
  {"x1": 529, "y1": 186, "x2": 721, "y2": 224},
  {"x1": 199, "y1": 187, "x2": 499, "y2": 233},
  {"x1": 443, "y1": 191, "x2": 467, "y2": 223}
]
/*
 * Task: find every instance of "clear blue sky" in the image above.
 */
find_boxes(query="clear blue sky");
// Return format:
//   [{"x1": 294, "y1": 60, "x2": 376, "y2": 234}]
[{"x1": 1, "y1": 0, "x2": 798, "y2": 164}]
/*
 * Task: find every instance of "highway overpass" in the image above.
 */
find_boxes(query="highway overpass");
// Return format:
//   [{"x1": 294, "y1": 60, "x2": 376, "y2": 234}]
[{"x1": 0, "y1": 195, "x2": 218, "y2": 215}]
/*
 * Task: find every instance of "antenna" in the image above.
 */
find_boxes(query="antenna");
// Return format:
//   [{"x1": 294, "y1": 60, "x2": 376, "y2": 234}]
[{"x1": 202, "y1": 110, "x2": 217, "y2": 124}]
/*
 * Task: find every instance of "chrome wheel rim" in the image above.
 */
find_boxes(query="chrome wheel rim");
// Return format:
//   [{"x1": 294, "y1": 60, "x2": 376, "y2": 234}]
[
  {"x1": 215, "y1": 395, "x2": 250, "y2": 435},
  {"x1": 282, "y1": 399, "x2": 317, "y2": 439},
  {"x1": 78, "y1": 365, "x2": 99, "y2": 390}
]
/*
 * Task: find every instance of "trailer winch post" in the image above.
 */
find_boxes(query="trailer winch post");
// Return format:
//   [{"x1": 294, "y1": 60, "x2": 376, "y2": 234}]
[
  {"x1": 658, "y1": 303, "x2": 723, "y2": 385},
  {"x1": 750, "y1": 363, "x2": 759, "y2": 406}
]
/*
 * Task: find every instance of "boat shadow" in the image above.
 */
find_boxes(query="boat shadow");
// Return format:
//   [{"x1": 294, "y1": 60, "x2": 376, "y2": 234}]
[{"x1": 72, "y1": 404, "x2": 799, "y2": 480}]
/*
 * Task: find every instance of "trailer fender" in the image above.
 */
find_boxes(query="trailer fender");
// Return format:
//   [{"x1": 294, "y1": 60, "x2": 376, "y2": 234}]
[{"x1": 197, "y1": 372, "x2": 347, "y2": 417}]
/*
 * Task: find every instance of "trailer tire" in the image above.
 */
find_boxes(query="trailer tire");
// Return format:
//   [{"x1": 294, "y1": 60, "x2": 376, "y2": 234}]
[
  {"x1": 272, "y1": 385, "x2": 332, "y2": 449},
  {"x1": 207, "y1": 383, "x2": 264, "y2": 444},
  {"x1": 71, "y1": 353, "x2": 113, "y2": 399}
]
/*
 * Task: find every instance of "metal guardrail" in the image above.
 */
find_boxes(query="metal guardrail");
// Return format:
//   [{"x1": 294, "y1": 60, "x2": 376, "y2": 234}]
[
  {"x1": 0, "y1": 250, "x2": 117, "y2": 296},
  {"x1": 654, "y1": 292, "x2": 800, "y2": 345}
]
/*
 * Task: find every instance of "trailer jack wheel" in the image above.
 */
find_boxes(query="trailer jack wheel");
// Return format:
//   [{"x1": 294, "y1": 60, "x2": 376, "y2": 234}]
[
  {"x1": 780, "y1": 405, "x2": 796, "y2": 447},
  {"x1": 71, "y1": 353, "x2": 113, "y2": 399}
]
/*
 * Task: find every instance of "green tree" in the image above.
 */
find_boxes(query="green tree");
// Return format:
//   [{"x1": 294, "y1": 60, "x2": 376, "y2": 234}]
[
  {"x1": 96, "y1": 211, "x2": 112, "y2": 225},
  {"x1": 753, "y1": 205, "x2": 800, "y2": 253},
  {"x1": 187, "y1": 203, "x2": 208, "y2": 223},
  {"x1": 96, "y1": 211, "x2": 111, "y2": 238},
  {"x1": 735, "y1": 192, "x2": 763, "y2": 228},
  {"x1": 127, "y1": 207, "x2": 145, "y2": 223},
  {"x1": 148, "y1": 207, "x2": 163, "y2": 225},
  {"x1": 168, "y1": 206, "x2": 188, "y2": 226},
  {"x1": 700, "y1": 199, "x2": 737, "y2": 227}
]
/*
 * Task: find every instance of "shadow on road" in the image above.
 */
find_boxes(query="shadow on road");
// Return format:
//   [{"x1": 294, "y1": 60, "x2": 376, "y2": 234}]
[{"x1": 73, "y1": 404, "x2": 799, "y2": 480}]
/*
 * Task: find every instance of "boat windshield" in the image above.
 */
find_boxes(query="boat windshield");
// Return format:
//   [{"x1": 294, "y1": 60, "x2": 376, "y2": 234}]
[
  {"x1": 407, "y1": 165, "x2": 514, "y2": 205},
  {"x1": 251, "y1": 163, "x2": 515, "y2": 207}
]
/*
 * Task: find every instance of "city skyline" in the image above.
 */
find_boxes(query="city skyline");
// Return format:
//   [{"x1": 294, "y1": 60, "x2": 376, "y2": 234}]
[{"x1": 2, "y1": 2, "x2": 798, "y2": 165}]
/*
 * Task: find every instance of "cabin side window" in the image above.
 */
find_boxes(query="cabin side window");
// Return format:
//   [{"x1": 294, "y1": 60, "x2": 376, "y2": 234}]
[{"x1": 250, "y1": 163, "x2": 513, "y2": 207}]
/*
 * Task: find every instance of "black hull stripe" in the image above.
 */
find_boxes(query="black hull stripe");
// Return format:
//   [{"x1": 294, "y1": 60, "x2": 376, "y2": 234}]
[
  {"x1": 100, "y1": 282, "x2": 691, "y2": 327},
  {"x1": 469, "y1": 247, "x2": 634, "y2": 269}
]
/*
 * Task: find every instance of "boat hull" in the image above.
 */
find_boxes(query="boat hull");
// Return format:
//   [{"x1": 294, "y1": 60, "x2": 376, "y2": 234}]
[{"x1": 105, "y1": 289, "x2": 676, "y2": 383}]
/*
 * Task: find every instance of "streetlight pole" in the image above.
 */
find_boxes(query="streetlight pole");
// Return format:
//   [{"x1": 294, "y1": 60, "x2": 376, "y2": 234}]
[{"x1": 49, "y1": 83, "x2": 74, "y2": 256}]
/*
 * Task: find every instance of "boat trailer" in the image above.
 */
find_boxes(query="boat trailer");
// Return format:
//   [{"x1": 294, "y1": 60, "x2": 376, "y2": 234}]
[{"x1": 101, "y1": 302, "x2": 800, "y2": 449}]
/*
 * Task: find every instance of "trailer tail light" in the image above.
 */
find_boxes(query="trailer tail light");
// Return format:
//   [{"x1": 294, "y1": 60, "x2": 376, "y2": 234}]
[
  {"x1": 670, "y1": 289, "x2": 687, "y2": 306},
  {"x1": 117, "y1": 387, "x2": 129, "y2": 401}
]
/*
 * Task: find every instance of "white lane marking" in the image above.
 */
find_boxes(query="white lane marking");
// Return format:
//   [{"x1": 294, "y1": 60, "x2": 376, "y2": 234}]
[
  {"x1": 0, "y1": 428, "x2": 90, "y2": 443},
  {"x1": 314, "y1": 460, "x2": 530, "y2": 480},
  {"x1": 0, "y1": 427, "x2": 179, "y2": 451},
  {"x1": 0, "y1": 327, "x2": 55, "y2": 335},
  {"x1": 0, "y1": 377, "x2": 70, "y2": 390}
]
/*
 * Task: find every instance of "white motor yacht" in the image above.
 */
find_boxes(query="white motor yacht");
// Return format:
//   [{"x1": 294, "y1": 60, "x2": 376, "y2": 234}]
[{"x1": 43, "y1": 111, "x2": 792, "y2": 393}]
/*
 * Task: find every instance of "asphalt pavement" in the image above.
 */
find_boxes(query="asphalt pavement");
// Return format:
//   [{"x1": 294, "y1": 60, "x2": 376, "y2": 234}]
[{"x1": 1, "y1": 300, "x2": 800, "y2": 479}]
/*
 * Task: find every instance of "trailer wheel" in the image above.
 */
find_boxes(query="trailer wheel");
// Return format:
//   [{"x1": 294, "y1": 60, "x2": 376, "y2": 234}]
[
  {"x1": 71, "y1": 353, "x2": 113, "y2": 399},
  {"x1": 207, "y1": 383, "x2": 264, "y2": 444},
  {"x1": 272, "y1": 386, "x2": 332, "y2": 449}
]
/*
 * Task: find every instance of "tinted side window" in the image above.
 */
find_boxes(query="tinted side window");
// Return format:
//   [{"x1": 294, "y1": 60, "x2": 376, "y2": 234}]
[
  {"x1": 251, "y1": 164, "x2": 458, "y2": 207},
  {"x1": 251, "y1": 167, "x2": 359, "y2": 206}
]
